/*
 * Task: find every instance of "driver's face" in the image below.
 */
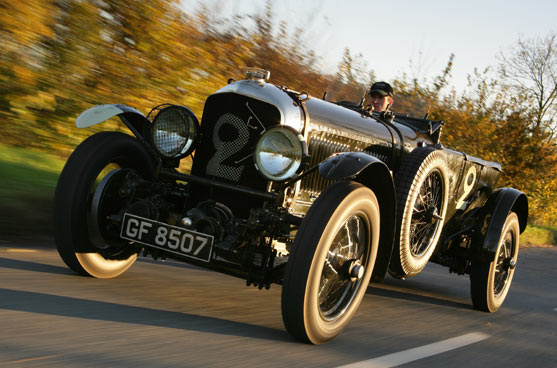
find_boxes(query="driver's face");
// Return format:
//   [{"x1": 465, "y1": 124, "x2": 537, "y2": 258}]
[{"x1": 369, "y1": 93, "x2": 392, "y2": 112}]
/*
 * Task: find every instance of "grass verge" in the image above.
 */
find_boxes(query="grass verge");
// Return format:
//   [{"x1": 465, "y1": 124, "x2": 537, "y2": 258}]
[
  {"x1": 521, "y1": 224, "x2": 557, "y2": 247},
  {"x1": 0, "y1": 144, "x2": 64, "y2": 240}
]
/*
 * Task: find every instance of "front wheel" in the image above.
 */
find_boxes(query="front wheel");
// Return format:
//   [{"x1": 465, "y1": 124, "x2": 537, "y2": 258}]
[
  {"x1": 281, "y1": 181, "x2": 380, "y2": 344},
  {"x1": 470, "y1": 212, "x2": 520, "y2": 312},
  {"x1": 53, "y1": 131, "x2": 156, "y2": 278}
]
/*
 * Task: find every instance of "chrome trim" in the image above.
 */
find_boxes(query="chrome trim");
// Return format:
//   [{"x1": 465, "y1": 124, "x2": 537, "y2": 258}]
[{"x1": 212, "y1": 80, "x2": 305, "y2": 132}]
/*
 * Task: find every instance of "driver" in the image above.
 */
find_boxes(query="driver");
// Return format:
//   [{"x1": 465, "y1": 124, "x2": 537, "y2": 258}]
[{"x1": 368, "y1": 81, "x2": 394, "y2": 112}]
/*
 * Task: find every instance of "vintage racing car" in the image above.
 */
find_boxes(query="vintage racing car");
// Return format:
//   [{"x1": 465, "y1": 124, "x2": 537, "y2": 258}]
[{"x1": 53, "y1": 69, "x2": 528, "y2": 344}]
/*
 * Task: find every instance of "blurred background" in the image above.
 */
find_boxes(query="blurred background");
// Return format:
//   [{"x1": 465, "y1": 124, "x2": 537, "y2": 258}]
[{"x1": 1, "y1": 0, "x2": 556, "y2": 245}]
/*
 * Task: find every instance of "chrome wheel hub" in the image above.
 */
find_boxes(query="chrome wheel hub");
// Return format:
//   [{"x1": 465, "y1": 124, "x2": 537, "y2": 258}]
[{"x1": 318, "y1": 214, "x2": 369, "y2": 321}]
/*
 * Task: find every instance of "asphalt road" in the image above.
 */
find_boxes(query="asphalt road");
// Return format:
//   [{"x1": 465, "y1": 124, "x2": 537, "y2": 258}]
[{"x1": 0, "y1": 242, "x2": 556, "y2": 368}]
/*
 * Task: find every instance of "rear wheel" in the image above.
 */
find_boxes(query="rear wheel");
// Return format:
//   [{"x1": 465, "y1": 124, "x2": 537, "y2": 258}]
[
  {"x1": 470, "y1": 212, "x2": 520, "y2": 312},
  {"x1": 282, "y1": 181, "x2": 380, "y2": 344},
  {"x1": 53, "y1": 132, "x2": 155, "y2": 278}
]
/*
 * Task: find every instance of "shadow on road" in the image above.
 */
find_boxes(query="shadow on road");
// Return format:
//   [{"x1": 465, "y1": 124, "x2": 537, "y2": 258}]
[
  {"x1": 0, "y1": 288, "x2": 291, "y2": 343},
  {"x1": 366, "y1": 272, "x2": 473, "y2": 310},
  {"x1": 367, "y1": 285, "x2": 473, "y2": 310},
  {"x1": 0, "y1": 257, "x2": 73, "y2": 275}
]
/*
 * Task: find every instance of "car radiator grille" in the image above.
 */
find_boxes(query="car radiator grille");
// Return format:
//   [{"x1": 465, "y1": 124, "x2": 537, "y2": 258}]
[{"x1": 190, "y1": 93, "x2": 281, "y2": 217}]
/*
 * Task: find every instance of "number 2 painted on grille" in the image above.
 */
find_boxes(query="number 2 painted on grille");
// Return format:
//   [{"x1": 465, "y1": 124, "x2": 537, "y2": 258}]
[
  {"x1": 456, "y1": 166, "x2": 477, "y2": 210},
  {"x1": 206, "y1": 113, "x2": 250, "y2": 181}
]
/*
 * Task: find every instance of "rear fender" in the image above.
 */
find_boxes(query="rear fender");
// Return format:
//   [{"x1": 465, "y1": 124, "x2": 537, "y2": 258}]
[
  {"x1": 474, "y1": 187, "x2": 528, "y2": 262},
  {"x1": 76, "y1": 104, "x2": 151, "y2": 144},
  {"x1": 319, "y1": 152, "x2": 396, "y2": 283}
]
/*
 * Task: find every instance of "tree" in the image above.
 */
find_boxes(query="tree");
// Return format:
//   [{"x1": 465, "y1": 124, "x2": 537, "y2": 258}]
[
  {"x1": 498, "y1": 32, "x2": 557, "y2": 133},
  {"x1": 327, "y1": 48, "x2": 374, "y2": 103},
  {"x1": 0, "y1": 0, "x2": 57, "y2": 146}
]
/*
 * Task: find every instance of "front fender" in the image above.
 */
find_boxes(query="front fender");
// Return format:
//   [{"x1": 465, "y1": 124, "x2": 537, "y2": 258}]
[
  {"x1": 76, "y1": 104, "x2": 151, "y2": 144},
  {"x1": 474, "y1": 187, "x2": 528, "y2": 262},
  {"x1": 319, "y1": 152, "x2": 396, "y2": 283},
  {"x1": 319, "y1": 151, "x2": 382, "y2": 180}
]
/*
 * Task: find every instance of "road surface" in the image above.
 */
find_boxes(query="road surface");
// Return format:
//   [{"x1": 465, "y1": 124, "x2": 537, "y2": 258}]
[{"x1": 0, "y1": 242, "x2": 555, "y2": 367}]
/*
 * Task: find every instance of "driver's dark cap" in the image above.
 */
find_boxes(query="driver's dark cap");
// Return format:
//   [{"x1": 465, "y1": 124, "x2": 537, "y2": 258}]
[{"x1": 369, "y1": 82, "x2": 393, "y2": 97}]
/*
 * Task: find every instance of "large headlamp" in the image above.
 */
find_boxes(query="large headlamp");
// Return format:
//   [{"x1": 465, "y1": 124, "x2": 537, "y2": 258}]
[
  {"x1": 151, "y1": 105, "x2": 199, "y2": 159},
  {"x1": 254, "y1": 126, "x2": 306, "y2": 181}
]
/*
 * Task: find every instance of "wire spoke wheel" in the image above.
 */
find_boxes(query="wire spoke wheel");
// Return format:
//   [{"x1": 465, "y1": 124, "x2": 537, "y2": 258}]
[
  {"x1": 470, "y1": 212, "x2": 520, "y2": 312},
  {"x1": 409, "y1": 170, "x2": 444, "y2": 256},
  {"x1": 493, "y1": 231, "x2": 514, "y2": 296},
  {"x1": 282, "y1": 181, "x2": 380, "y2": 344},
  {"x1": 390, "y1": 148, "x2": 448, "y2": 278},
  {"x1": 319, "y1": 215, "x2": 367, "y2": 320}
]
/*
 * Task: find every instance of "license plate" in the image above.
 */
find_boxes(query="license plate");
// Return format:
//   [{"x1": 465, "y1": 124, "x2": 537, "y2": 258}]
[{"x1": 120, "y1": 213, "x2": 214, "y2": 262}]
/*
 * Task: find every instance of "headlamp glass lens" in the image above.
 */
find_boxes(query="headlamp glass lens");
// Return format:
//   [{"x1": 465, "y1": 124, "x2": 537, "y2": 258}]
[
  {"x1": 152, "y1": 107, "x2": 196, "y2": 158},
  {"x1": 255, "y1": 127, "x2": 303, "y2": 181}
]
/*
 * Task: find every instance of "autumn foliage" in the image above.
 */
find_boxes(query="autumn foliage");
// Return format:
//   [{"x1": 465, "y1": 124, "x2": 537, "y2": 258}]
[{"x1": 1, "y1": 1, "x2": 556, "y2": 225}]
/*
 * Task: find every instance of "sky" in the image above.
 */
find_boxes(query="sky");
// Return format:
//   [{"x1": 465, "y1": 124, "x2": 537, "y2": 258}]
[{"x1": 183, "y1": 0, "x2": 557, "y2": 92}]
